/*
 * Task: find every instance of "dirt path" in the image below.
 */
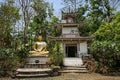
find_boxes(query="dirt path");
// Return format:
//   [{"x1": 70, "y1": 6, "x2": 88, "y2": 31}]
[{"x1": 1, "y1": 73, "x2": 120, "y2": 80}]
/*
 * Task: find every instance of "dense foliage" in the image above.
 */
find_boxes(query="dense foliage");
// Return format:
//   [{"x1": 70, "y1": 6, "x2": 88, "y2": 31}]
[
  {"x1": 50, "y1": 42, "x2": 63, "y2": 66},
  {"x1": 90, "y1": 12, "x2": 120, "y2": 73},
  {"x1": 0, "y1": 48, "x2": 28, "y2": 77},
  {"x1": 95, "y1": 12, "x2": 120, "y2": 41},
  {"x1": 0, "y1": 1, "x2": 20, "y2": 48},
  {"x1": 90, "y1": 41, "x2": 120, "y2": 73}
]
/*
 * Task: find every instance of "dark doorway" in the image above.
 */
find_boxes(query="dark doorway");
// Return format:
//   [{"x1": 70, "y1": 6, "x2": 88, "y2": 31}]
[{"x1": 65, "y1": 44, "x2": 77, "y2": 57}]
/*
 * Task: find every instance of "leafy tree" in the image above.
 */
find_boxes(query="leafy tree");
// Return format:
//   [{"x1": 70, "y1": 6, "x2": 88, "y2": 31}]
[
  {"x1": 90, "y1": 12, "x2": 120, "y2": 73},
  {"x1": 0, "y1": 1, "x2": 20, "y2": 48},
  {"x1": 75, "y1": 6, "x2": 87, "y2": 23},
  {"x1": 29, "y1": 0, "x2": 53, "y2": 40},
  {"x1": 79, "y1": 0, "x2": 120, "y2": 36},
  {"x1": 47, "y1": 16, "x2": 61, "y2": 37},
  {"x1": 86, "y1": 0, "x2": 120, "y2": 22},
  {"x1": 95, "y1": 12, "x2": 120, "y2": 41}
]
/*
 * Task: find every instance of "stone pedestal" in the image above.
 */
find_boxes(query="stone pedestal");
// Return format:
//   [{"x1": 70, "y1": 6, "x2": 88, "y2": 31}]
[{"x1": 27, "y1": 56, "x2": 50, "y2": 64}]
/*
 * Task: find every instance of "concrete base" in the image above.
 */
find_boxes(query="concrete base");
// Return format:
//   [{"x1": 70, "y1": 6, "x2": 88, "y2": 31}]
[{"x1": 26, "y1": 56, "x2": 50, "y2": 64}]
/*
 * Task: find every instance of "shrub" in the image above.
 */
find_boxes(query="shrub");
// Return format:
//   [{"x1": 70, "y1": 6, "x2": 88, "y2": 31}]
[
  {"x1": 0, "y1": 48, "x2": 20, "y2": 77},
  {"x1": 0, "y1": 48, "x2": 29, "y2": 77},
  {"x1": 50, "y1": 52, "x2": 63, "y2": 66},
  {"x1": 50, "y1": 42, "x2": 64, "y2": 66},
  {"x1": 17, "y1": 48, "x2": 28, "y2": 62},
  {"x1": 90, "y1": 40, "x2": 120, "y2": 73}
]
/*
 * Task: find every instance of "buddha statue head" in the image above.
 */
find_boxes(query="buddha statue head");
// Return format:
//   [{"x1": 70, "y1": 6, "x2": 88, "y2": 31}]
[{"x1": 38, "y1": 36, "x2": 43, "y2": 41}]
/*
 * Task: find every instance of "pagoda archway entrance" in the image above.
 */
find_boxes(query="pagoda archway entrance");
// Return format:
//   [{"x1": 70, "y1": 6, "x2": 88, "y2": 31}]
[{"x1": 65, "y1": 44, "x2": 77, "y2": 57}]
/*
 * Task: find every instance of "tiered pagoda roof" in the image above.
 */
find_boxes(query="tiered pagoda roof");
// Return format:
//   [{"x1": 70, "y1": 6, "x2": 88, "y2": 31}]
[{"x1": 49, "y1": 11, "x2": 94, "y2": 43}]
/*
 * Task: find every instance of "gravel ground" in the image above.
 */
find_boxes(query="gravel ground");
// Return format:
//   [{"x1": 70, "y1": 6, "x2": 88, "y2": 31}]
[{"x1": 0, "y1": 73, "x2": 120, "y2": 80}]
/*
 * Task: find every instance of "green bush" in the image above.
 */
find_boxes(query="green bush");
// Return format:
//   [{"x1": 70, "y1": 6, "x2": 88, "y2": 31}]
[
  {"x1": 90, "y1": 40, "x2": 120, "y2": 73},
  {"x1": 50, "y1": 52, "x2": 63, "y2": 66},
  {"x1": 50, "y1": 42, "x2": 64, "y2": 66},
  {"x1": 17, "y1": 48, "x2": 28, "y2": 61},
  {"x1": 0, "y1": 48, "x2": 29, "y2": 77},
  {"x1": 0, "y1": 48, "x2": 20, "y2": 77}
]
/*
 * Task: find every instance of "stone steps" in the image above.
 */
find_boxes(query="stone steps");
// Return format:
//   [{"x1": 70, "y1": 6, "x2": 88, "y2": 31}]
[
  {"x1": 16, "y1": 73, "x2": 49, "y2": 77},
  {"x1": 14, "y1": 57, "x2": 52, "y2": 78},
  {"x1": 63, "y1": 66, "x2": 87, "y2": 70},
  {"x1": 59, "y1": 65, "x2": 88, "y2": 73},
  {"x1": 59, "y1": 69, "x2": 88, "y2": 73},
  {"x1": 15, "y1": 68, "x2": 52, "y2": 78},
  {"x1": 16, "y1": 68, "x2": 52, "y2": 73}
]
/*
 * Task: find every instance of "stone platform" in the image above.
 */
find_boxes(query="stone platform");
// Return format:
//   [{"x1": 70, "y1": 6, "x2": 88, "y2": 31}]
[
  {"x1": 26, "y1": 56, "x2": 50, "y2": 65},
  {"x1": 15, "y1": 56, "x2": 51, "y2": 78}
]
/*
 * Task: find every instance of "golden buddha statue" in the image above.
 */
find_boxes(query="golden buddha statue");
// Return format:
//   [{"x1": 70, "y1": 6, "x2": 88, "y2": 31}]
[{"x1": 29, "y1": 36, "x2": 49, "y2": 57}]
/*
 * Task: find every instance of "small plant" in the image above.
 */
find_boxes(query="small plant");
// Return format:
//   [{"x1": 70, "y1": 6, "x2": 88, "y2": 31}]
[
  {"x1": 50, "y1": 52, "x2": 63, "y2": 66},
  {"x1": 51, "y1": 64, "x2": 60, "y2": 72},
  {"x1": 50, "y1": 42, "x2": 64, "y2": 66},
  {"x1": 50, "y1": 64, "x2": 60, "y2": 76}
]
